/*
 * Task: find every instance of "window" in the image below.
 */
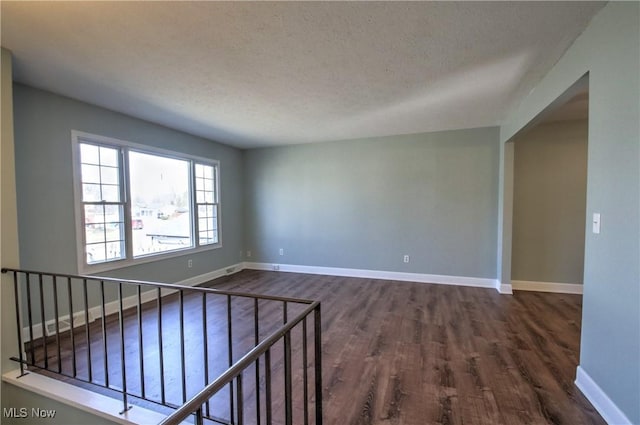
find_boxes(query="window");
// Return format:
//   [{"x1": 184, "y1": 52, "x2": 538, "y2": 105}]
[
  {"x1": 128, "y1": 151, "x2": 192, "y2": 257},
  {"x1": 72, "y1": 131, "x2": 221, "y2": 272},
  {"x1": 195, "y1": 164, "x2": 219, "y2": 246},
  {"x1": 79, "y1": 144, "x2": 125, "y2": 264}
]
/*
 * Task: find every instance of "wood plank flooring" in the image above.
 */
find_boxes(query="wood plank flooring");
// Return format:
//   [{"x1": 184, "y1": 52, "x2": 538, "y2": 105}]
[
  {"x1": 27, "y1": 270, "x2": 604, "y2": 424},
  {"x1": 212, "y1": 271, "x2": 603, "y2": 425}
]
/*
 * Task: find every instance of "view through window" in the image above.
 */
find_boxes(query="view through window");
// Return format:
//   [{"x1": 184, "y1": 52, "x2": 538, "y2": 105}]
[{"x1": 129, "y1": 151, "x2": 192, "y2": 257}]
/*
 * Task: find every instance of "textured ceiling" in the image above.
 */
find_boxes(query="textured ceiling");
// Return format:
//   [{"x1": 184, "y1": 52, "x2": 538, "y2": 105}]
[{"x1": 1, "y1": 1, "x2": 604, "y2": 148}]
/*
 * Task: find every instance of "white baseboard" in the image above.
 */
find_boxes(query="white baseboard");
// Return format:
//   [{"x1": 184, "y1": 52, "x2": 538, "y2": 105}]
[
  {"x1": 21, "y1": 263, "x2": 244, "y2": 343},
  {"x1": 243, "y1": 262, "x2": 500, "y2": 291},
  {"x1": 575, "y1": 365, "x2": 632, "y2": 425},
  {"x1": 511, "y1": 280, "x2": 583, "y2": 294},
  {"x1": 496, "y1": 281, "x2": 513, "y2": 294}
]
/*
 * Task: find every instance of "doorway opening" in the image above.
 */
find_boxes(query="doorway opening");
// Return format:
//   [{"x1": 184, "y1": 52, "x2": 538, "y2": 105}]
[{"x1": 509, "y1": 74, "x2": 589, "y2": 294}]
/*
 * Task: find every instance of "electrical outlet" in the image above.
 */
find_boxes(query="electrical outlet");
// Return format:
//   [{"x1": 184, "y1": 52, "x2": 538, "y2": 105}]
[
  {"x1": 279, "y1": 248, "x2": 284, "y2": 256},
  {"x1": 403, "y1": 255, "x2": 410, "y2": 263},
  {"x1": 247, "y1": 250, "x2": 252, "y2": 258},
  {"x1": 188, "y1": 259, "x2": 193, "y2": 268}
]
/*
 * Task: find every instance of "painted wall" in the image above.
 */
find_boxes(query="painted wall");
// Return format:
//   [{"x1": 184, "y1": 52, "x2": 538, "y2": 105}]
[
  {"x1": 1, "y1": 46, "x2": 21, "y2": 417},
  {"x1": 244, "y1": 127, "x2": 499, "y2": 279},
  {"x1": 500, "y1": 3, "x2": 640, "y2": 422},
  {"x1": 512, "y1": 120, "x2": 587, "y2": 284},
  {"x1": 12, "y1": 84, "x2": 244, "y2": 283}
]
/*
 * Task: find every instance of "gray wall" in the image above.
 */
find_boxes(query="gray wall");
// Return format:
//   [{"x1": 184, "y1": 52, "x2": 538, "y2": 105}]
[
  {"x1": 512, "y1": 120, "x2": 587, "y2": 284},
  {"x1": 13, "y1": 84, "x2": 244, "y2": 283},
  {"x1": 500, "y1": 2, "x2": 639, "y2": 422},
  {"x1": 244, "y1": 127, "x2": 499, "y2": 278},
  {"x1": 2, "y1": 46, "x2": 21, "y2": 417}
]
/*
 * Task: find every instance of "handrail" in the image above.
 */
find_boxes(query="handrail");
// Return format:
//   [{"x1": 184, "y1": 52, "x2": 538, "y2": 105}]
[
  {"x1": 0, "y1": 267, "x2": 314, "y2": 304},
  {"x1": 159, "y1": 300, "x2": 321, "y2": 425}
]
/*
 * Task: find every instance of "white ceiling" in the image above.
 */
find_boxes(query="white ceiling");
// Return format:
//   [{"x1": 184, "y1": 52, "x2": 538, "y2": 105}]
[{"x1": 1, "y1": 1, "x2": 604, "y2": 149}]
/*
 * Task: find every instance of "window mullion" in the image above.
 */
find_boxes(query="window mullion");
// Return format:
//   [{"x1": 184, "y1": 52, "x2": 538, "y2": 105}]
[
  {"x1": 215, "y1": 201, "x2": 220, "y2": 244},
  {"x1": 121, "y1": 147, "x2": 134, "y2": 260},
  {"x1": 214, "y1": 165, "x2": 220, "y2": 245},
  {"x1": 191, "y1": 161, "x2": 199, "y2": 247}
]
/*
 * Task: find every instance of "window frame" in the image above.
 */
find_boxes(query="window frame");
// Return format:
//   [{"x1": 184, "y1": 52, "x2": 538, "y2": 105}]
[
  {"x1": 72, "y1": 130, "x2": 222, "y2": 274},
  {"x1": 194, "y1": 163, "x2": 219, "y2": 246}
]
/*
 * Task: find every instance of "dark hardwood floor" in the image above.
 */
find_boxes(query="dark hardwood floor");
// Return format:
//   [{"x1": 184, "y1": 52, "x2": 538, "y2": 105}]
[{"x1": 27, "y1": 270, "x2": 604, "y2": 424}]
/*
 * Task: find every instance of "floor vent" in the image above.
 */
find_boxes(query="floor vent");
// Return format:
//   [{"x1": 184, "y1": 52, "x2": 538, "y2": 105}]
[{"x1": 44, "y1": 312, "x2": 93, "y2": 336}]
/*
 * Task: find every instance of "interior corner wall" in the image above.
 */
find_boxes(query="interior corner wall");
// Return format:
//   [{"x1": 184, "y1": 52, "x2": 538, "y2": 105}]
[
  {"x1": 244, "y1": 127, "x2": 500, "y2": 279},
  {"x1": 511, "y1": 119, "x2": 588, "y2": 284},
  {"x1": 12, "y1": 84, "x2": 245, "y2": 283},
  {"x1": 1, "y1": 46, "x2": 21, "y2": 413},
  {"x1": 499, "y1": 2, "x2": 640, "y2": 423}
]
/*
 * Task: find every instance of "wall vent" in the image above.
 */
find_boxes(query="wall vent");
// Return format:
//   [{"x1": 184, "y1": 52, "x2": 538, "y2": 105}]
[{"x1": 44, "y1": 312, "x2": 93, "y2": 337}]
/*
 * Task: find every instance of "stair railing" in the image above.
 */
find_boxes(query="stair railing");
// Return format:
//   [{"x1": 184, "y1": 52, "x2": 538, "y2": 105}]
[{"x1": 1, "y1": 267, "x2": 322, "y2": 425}]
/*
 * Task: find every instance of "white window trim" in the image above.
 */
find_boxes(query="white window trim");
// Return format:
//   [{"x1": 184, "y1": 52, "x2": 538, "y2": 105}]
[{"x1": 71, "y1": 130, "x2": 222, "y2": 275}]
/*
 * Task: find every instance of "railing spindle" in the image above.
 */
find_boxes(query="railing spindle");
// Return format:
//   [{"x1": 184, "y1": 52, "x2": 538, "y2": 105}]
[
  {"x1": 314, "y1": 305, "x2": 323, "y2": 425},
  {"x1": 83, "y1": 278, "x2": 92, "y2": 382},
  {"x1": 25, "y1": 273, "x2": 35, "y2": 365},
  {"x1": 12, "y1": 271, "x2": 26, "y2": 376},
  {"x1": 137, "y1": 285, "x2": 145, "y2": 399},
  {"x1": 283, "y1": 301, "x2": 288, "y2": 325},
  {"x1": 237, "y1": 373, "x2": 244, "y2": 425},
  {"x1": 179, "y1": 290, "x2": 187, "y2": 404},
  {"x1": 67, "y1": 277, "x2": 77, "y2": 378},
  {"x1": 254, "y1": 298, "x2": 261, "y2": 425},
  {"x1": 100, "y1": 280, "x2": 108, "y2": 388},
  {"x1": 227, "y1": 294, "x2": 234, "y2": 424},
  {"x1": 265, "y1": 348, "x2": 272, "y2": 425},
  {"x1": 38, "y1": 273, "x2": 48, "y2": 369},
  {"x1": 303, "y1": 316, "x2": 309, "y2": 425},
  {"x1": 53, "y1": 276, "x2": 62, "y2": 373},
  {"x1": 284, "y1": 329, "x2": 293, "y2": 425},
  {"x1": 195, "y1": 406, "x2": 204, "y2": 425},
  {"x1": 202, "y1": 292, "x2": 210, "y2": 418},
  {"x1": 118, "y1": 282, "x2": 131, "y2": 413},
  {"x1": 157, "y1": 287, "x2": 166, "y2": 405}
]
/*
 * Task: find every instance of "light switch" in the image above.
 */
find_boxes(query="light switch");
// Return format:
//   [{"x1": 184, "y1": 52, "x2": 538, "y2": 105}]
[{"x1": 592, "y1": 213, "x2": 601, "y2": 234}]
